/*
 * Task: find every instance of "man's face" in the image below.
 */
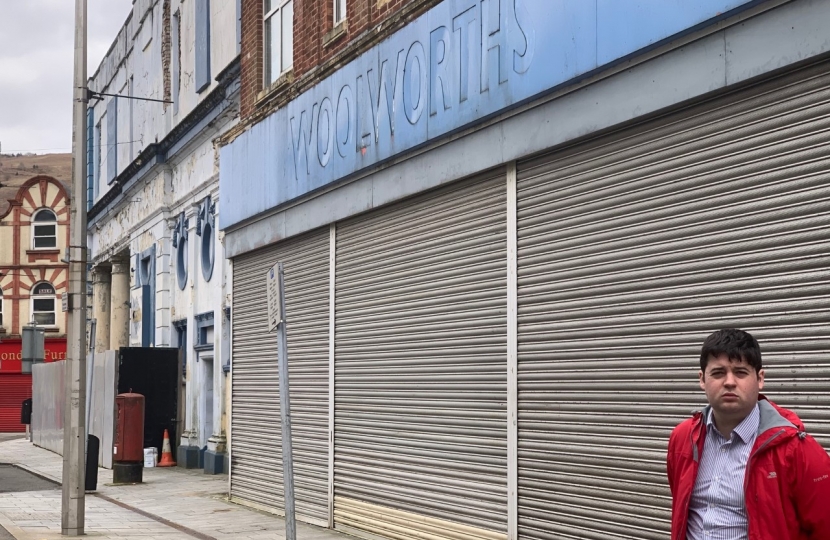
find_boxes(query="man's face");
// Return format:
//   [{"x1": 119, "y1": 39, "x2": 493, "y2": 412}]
[{"x1": 699, "y1": 354, "x2": 764, "y2": 421}]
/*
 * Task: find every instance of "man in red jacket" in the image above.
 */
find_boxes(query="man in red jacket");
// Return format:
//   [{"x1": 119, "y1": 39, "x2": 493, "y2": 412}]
[{"x1": 667, "y1": 328, "x2": 830, "y2": 540}]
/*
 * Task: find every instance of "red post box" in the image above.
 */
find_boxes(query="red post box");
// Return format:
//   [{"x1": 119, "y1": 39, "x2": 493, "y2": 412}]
[{"x1": 113, "y1": 392, "x2": 145, "y2": 484}]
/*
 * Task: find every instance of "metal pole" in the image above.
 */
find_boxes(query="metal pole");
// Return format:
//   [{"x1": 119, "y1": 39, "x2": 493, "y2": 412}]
[
  {"x1": 63, "y1": 0, "x2": 88, "y2": 534},
  {"x1": 276, "y1": 263, "x2": 296, "y2": 540}
]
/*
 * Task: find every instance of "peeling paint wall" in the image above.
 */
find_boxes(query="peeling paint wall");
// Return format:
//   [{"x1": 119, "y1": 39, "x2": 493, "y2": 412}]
[
  {"x1": 86, "y1": 0, "x2": 239, "y2": 467},
  {"x1": 89, "y1": 0, "x2": 238, "y2": 210}
]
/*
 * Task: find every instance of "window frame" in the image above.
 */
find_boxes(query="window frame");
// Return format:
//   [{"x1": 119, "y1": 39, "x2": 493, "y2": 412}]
[
  {"x1": 31, "y1": 282, "x2": 57, "y2": 327},
  {"x1": 31, "y1": 209, "x2": 58, "y2": 250},
  {"x1": 333, "y1": 0, "x2": 346, "y2": 25},
  {"x1": 263, "y1": 0, "x2": 294, "y2": 86}
]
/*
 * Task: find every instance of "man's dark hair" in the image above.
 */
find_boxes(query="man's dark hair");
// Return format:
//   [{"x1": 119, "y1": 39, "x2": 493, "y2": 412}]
[{"x1": 700, "y1": 328, "x2": 762, "y2": 373}]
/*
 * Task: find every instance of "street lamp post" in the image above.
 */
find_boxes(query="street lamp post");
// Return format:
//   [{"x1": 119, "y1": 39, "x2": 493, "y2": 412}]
[{"x1": 63, "y1": 0, "x2": 88, "y2": 534}]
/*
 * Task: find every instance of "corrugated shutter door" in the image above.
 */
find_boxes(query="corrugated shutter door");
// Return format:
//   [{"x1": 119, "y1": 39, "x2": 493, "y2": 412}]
[
  {"x1": 231, "y1": 228, "x2": 330, "y2": 525},
  {"x1": 516, "y1": 61, "x2": 830, "y2": 540},
  {"x1": 334, "y1": 171, "x2": 509, "y2": 540},
  {"x1": 0, "y1": 374, "x2": 32, "y2": 433}
]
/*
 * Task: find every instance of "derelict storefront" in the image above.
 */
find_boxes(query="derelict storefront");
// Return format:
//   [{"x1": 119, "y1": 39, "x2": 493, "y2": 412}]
[
  {"x1": 514, "y1": 57, "x2": 830, "y2": 540},
  {"x1": 0, "y1": 339, "x2": 66, "y2": 432},
  {"x1": 220, "y1": 1, "x2": 830, "y2": 540}
]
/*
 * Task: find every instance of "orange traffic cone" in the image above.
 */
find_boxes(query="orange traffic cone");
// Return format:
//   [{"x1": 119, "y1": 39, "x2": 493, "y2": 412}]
[{"x1": 157, "y1": 429, "x2": 177, "y2": 467}]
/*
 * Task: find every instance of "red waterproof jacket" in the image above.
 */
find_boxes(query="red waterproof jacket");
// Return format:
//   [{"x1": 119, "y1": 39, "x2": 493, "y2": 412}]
[{"x1": 667, "y1": 396, "x2": 830, "y2": 540}]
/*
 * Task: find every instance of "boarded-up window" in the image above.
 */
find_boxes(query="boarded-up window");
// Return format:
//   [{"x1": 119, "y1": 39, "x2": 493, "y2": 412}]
[
  {"x1": 106, "y1": 97, "x2": 118, "y2": 184},
  {"x1": 195, "y1": 0, "x2": 211, "y2": 93},
  {"x1": 86, "y1": 108, "x2": 94, "y2": 210}
]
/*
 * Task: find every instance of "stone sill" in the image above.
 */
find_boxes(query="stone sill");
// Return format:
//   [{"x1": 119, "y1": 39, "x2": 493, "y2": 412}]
[
  {"x1": 256, "y1": 69, "x2": 294, "y2": 106},
  {"x1": 323, "y1": 20, "x2": 349, "y2": 49}
]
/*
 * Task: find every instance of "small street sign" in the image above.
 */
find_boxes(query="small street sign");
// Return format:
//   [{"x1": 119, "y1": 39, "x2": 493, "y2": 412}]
[
  {"x1": 265, "y1": 261, "x2": 296, "y2": 540},
  {"x1": 266, "y1": 262, "x2": 282, "y2": 332}
]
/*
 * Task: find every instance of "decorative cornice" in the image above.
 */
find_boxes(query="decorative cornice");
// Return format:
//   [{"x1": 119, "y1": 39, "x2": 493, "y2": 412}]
[{"x1": 194, "y1": 311, "x2": 214, "y2": 323}]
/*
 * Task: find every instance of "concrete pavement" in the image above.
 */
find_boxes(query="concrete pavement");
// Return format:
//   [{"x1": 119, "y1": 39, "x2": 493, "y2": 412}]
[
  {"x1": 0, "y1": 438, "x2": 353, "y2": 540},
  {"x1": 0, "y1": 435, "x2": 24, "y2": 445}
]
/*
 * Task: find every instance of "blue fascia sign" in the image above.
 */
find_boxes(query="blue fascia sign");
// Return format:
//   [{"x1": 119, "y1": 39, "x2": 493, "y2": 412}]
[{"x1": 220, "y1": 0, "x2": 760, "y2": 230}]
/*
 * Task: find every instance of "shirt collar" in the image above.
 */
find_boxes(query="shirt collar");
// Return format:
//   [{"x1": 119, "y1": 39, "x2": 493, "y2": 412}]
[{"x1": 706, "y1": 403, "x2": 760, "y2": 443}]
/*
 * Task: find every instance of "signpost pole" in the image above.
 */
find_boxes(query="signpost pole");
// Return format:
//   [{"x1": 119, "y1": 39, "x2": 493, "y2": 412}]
[{"x1": 268, "y1": 262, "x2": 296, "y2": 540}]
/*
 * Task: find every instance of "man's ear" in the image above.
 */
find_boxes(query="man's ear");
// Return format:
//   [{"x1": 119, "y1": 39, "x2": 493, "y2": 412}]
[
  {"x1": 699, "y1": 370, "x2": 705, "y2": 390},
  {"x1": 757, "y1": 369, "x2": 765, "y2": 390}
]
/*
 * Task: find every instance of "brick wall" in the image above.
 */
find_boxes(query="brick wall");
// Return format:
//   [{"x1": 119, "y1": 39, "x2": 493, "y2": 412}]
[
  {"x1": 240, "y1": 0, "x2": 264, "y2": 118},
  {"x1": 161, "y1": 0, "x2": 171, "y2": 110},
  {"x1": 239, "y1": 0, "x2": 440, "y2": 120}
]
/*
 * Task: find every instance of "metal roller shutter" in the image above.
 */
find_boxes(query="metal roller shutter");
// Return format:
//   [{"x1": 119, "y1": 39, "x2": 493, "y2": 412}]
[
  {"x1": 0, "y1": 374, "x2": 32, "y2": 433},
  {"x1": 334, "y1": 171, "x2": 509, "y2": 540},
  {"x1": 231, "y1": 228, "x2": 330, "y2": 525},
  {"x1": 515, "y1": 60, "x2": 830, "y2": 540}
]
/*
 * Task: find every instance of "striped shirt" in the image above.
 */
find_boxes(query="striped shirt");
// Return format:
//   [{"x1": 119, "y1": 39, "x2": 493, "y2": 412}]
[{"x1": 686, "y1": 404, "x2": 760, "y2": 540}]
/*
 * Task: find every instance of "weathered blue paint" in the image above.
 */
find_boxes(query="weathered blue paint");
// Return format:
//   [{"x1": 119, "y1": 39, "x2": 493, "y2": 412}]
[
  {"x1": 86, "y1": 108, "x2": 94, "y2": 211},
  {"x1": 106, "y1": 97, "x2": 118, "y2": 185},
  {"x1": 220, "y1": 0, "x2": 763, "y2": 230},
  {"x1": 195, "y1": 0, "x2": 211, "y2": 93}
]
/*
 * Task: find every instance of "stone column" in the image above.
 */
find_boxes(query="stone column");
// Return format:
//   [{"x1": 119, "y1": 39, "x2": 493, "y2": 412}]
[
  {"x1": 91, "y1": 266, "x2": 111, "y2": 352},
  {"x1": 109, "y1": 256, "x2": 131, "y2": 349}
]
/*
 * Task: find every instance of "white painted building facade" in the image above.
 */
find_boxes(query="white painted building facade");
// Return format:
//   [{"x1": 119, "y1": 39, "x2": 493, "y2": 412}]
[{"x1": 86, "y1": 0, "x2": 240, "y2": 473}]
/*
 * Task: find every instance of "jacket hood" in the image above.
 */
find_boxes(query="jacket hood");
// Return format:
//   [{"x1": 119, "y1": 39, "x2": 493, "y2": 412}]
[{"x1": 761, "y1": 394, "x2": 805, "y2": 431}]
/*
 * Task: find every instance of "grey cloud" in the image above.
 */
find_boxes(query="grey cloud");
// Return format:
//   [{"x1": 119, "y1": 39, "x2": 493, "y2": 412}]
[{"x1": 0, "y1": 0, "x2": 133, "y2": 154}]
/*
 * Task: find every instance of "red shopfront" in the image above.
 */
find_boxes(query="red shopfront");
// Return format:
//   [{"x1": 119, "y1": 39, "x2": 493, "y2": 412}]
[{"x1": 0, "y1": 338, "x2": 65, "y2": 432}]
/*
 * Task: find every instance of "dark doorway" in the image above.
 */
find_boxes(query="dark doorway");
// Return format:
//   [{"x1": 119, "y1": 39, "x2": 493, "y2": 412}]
[{"x1": 117, "y1": 347, "x2": 180, "y2": 456}]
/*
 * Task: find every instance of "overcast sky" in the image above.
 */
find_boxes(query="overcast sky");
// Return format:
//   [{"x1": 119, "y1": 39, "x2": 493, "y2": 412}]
[{"x1": 0, "y1": 0, "x2": 134, "y2": 155}]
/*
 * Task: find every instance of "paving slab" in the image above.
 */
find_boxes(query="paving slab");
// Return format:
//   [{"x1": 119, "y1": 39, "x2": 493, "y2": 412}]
[{"x1": 0, "y1": 439, "x2": 354, "y2": 540}]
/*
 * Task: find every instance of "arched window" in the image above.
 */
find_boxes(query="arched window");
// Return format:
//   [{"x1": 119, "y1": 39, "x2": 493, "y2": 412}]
[
  {"x1": 32, "y1": 209, "x2": 57, "y2": 249},
  {"x1": 31, "y1": 282, "x2": 57, "y2": 325},
  {"x1": 197, "y1": 197, "x2": 215, "y2": 282},
  {"x1": 200, "y1": 219, "x2": 214, "y2": 281},
  {"x1": 177, "y1": 231, "x2": 189, "y2": 290},
  {"x1": 172, "y1": 213, "x2": 188, "y2": 291}
]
